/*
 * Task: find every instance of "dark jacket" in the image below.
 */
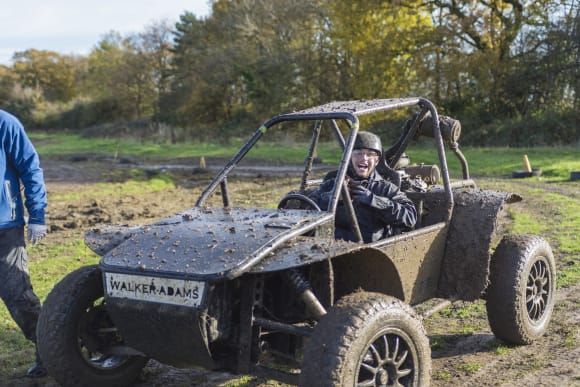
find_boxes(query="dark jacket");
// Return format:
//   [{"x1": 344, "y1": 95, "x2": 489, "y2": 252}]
[
  {"x1": 310, "y1": 169, "x2": 416, "y2": 243},
  {"x1": 0, "y1": 110, "x2": 47, "y2": 230}
]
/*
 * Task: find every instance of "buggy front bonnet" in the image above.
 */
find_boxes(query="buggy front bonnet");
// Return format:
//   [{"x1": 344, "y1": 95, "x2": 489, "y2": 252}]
[{"x1": 96, "y1": 207, "x2": 333, "y2": 280}]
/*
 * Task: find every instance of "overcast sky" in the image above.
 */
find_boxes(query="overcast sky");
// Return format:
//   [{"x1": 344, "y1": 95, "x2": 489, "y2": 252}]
[{"x1": 0, "y1": 0, "x2": 211, "y2": 65}]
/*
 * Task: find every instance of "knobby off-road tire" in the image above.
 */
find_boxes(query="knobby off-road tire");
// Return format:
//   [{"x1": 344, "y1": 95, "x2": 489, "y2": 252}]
[
  {"x1": 37, "y1": 265, "x2": 148, "y2": 387},
  {"x1": 300, "y1": 292, "x2": 431, "y2": 387},
  {"x1": 486, "y1": 234, "x2": 556, "y2": 344}
]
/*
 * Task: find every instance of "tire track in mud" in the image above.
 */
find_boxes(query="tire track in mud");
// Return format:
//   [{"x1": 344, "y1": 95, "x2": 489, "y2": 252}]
[{"x1": 429, "y1": 283, "x2": 580, "y2": 386}]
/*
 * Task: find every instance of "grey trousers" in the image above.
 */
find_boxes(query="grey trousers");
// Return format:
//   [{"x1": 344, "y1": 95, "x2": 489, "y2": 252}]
[{"x1": 0, "y1": 226, "x2": 41, "y2": 342}]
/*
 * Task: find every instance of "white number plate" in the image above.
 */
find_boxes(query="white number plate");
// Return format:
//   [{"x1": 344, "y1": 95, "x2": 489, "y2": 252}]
[{"x1": 105, "y1": 272, "x2": 205, "y2": 307}]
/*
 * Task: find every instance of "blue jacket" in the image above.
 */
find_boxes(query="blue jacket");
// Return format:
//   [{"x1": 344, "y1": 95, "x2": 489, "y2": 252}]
[{"x1": 0, "y1": 110, "x2": 47, "y2": 230}]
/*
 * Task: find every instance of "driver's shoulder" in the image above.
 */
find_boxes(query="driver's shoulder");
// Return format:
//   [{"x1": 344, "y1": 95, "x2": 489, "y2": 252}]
[{"x1": 322, "y1": 170, "x2": 339, "y2": 181}]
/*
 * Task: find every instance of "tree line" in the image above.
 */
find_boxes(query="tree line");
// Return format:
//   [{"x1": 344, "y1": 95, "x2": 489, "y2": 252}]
[{"x1": 0, "y1": 0, "x2": 578, "y2": 146}]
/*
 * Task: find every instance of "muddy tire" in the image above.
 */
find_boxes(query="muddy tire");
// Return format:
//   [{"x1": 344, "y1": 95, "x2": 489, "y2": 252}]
[
  {"x1": 37, "y1": 265, "x2": 148, "y2": 387},
  {"x1": 486, "y1": 235, "x2": 556, "y2": 344},
  {"x1": 300, "y1": 292, "x2": 431, "y2": 387}
]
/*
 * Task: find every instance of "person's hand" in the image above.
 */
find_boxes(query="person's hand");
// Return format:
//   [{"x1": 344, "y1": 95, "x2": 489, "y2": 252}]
[
  {"x1": 27, "y1": 224, "x2": 47, "y2": 245},
  {"x1": 349, "y1": 183, "x2": 373, "y2": 205}
]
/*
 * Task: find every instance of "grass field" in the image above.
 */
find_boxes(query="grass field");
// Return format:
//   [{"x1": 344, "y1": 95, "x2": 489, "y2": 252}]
[{"x1": 30, "y1": 132, "x2": 580, "y2": 181}]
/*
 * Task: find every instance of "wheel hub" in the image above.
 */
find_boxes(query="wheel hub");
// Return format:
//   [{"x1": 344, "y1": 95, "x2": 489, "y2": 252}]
[
  {"x1": 527, "y1": 260, "x2": 549, "y2": 321},
  {"x1": 376, "y1": 368, "x2": 389, "y2": 385},
  {"x1": 532, "y1": 278, "x2": 542, "y2": 297}
]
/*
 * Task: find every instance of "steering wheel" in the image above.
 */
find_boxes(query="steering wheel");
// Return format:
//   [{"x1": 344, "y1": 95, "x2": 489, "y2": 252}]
[{"x1": 277, "y1": 193, "x2": 322, "y2": 211}]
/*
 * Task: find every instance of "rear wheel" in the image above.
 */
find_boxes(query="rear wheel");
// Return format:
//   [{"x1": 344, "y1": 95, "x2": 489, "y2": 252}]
[
  {"x1": 300, "y1": 292, "x2": 431, "y2": 386},
  {"x1": 486, "y1": 235, "x2": 556, "y2": 344},
  {"x1": 37, "y1": 265, "x2": 148, "y2": 387}
]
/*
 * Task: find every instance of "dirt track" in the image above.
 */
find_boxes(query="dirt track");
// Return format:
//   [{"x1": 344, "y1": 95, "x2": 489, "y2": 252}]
[{"x1": 17, "y1": 158, "x2": 580, "y2": 386}]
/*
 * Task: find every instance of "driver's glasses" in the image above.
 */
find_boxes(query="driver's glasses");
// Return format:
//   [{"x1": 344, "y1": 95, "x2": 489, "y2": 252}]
[{"x1": 352, "y1": 149, "x2": 380, "y2": 159}]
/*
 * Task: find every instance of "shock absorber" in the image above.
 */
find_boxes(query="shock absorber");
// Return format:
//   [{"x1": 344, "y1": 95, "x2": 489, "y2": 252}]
[{"x1": 286, "y1": 269, "x2": 327, "y2": 320}]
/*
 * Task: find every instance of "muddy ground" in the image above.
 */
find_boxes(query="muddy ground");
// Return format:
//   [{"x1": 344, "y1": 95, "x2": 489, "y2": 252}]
[{"x1": 14, "y1": 157, "x2": 580, "y2": 386}]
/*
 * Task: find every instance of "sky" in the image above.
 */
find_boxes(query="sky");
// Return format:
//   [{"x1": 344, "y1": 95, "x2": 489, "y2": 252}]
[{"x1": 0, "y1": 0, "x2": 211, "y2": 65}]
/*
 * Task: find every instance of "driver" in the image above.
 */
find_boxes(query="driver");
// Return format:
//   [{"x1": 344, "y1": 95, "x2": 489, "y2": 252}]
[{"x1": 310, "y1": 131, "x2": 417, "y2": 243}]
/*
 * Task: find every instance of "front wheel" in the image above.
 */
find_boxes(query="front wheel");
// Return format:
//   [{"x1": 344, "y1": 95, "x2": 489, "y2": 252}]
[
  {"x1": 486, "y1": 234, "x2": 556, "y2": 344},
  {"x1": 300, "y1": 292, "x2": 431, "y2": 386},
  {"x1": 37, "y1": 265, "x2": 148, "y2": 387}
]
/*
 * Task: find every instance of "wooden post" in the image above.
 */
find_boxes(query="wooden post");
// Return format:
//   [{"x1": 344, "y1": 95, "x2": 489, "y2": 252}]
[{"x1": 523, "y1": 155, "x2": 532, "y2": 173}]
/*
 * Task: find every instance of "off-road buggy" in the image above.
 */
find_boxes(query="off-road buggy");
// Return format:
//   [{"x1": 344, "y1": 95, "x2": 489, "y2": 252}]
[{"x1": 37, "y1": 98, "x2": 556, "y2": 386}]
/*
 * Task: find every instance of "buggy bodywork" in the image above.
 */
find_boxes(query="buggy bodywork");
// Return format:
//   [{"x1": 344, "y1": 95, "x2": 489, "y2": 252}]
[{"x1": 37, "y1": 98, "x2": 556, "y2": 386}]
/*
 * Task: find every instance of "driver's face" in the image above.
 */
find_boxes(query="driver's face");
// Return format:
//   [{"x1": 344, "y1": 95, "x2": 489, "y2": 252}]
[{"x1": 350, "y1": 148, "x2": 380, "y2": 178}]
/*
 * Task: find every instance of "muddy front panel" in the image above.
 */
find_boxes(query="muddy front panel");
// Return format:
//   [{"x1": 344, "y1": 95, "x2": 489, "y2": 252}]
[{"x1": 103, "y1": 276, "x2": 216, "y2": 369}]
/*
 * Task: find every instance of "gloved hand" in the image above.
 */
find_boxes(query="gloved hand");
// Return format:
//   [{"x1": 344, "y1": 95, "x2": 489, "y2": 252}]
[
  {"x1": 27, "y1": 224, "x2": 48, "y2": 245},
  {"x1": 349, "y1": 184, "x2": 373, "y2": 205}
]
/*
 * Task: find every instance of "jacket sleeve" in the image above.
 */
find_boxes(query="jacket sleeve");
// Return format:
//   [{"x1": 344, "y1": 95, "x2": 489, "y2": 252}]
[
  {"x1": 369, "y1": 182, "x2": 417, "y2": 230},
  {"x1": 308, "y1": 178, "x2": 336, "y2": 211},
  {"x1": 4, "y1": 114, "x2": 47, "y2": 225}
]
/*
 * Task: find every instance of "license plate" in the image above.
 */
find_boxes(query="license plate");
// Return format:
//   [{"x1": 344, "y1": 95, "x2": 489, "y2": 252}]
[{"x1": 104, "y1": 272, "x2": 205, "y2": 307}]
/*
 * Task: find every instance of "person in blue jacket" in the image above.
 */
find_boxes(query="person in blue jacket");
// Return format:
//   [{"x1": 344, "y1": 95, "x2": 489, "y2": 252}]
[{"x1": 0, "y1": 109, "x2": 48, "y2": 378}]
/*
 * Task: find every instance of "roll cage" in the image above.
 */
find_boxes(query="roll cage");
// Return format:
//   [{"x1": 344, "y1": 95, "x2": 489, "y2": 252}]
[{"x1": 196, "y1": 97, "x2": 471, "y2": 242}]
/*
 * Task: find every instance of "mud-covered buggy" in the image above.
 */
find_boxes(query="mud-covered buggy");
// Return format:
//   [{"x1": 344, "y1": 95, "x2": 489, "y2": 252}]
[{"x1": 37, "y1": 98, "x2": 556, "y2": 386}]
